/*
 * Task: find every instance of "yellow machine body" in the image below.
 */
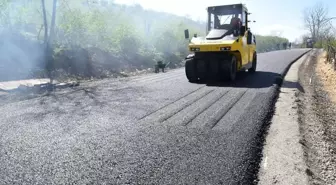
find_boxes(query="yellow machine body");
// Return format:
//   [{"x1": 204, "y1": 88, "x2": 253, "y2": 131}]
[
  {"x1": 184, "y1": 3, "x2": 257, "y2": 82},
  {"x1": 188, "y1": 35, "x2": 256, "y2": 70}
]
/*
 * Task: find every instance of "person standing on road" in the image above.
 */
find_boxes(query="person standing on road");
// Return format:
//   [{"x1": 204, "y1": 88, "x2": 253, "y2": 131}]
[{"x1": 282, "y1": 42, "x2": 287, "y2": 50}]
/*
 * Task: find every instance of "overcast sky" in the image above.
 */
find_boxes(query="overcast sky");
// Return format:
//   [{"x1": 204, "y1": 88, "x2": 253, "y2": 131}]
[{"x1": 114, "y1": 0, "x2": 336, "y2": 42}]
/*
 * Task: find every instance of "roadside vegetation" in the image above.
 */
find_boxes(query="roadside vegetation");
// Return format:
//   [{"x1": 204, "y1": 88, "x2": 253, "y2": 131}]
[
  {"x1": 0, "y1": 0, "x2": 289, "y2": 82},
  {"x1": 302, "y1": 2, "x2": 336, "y2": 49},
  {"x1": 302, "y1": 1, "x2": 336, "y2": 88}
]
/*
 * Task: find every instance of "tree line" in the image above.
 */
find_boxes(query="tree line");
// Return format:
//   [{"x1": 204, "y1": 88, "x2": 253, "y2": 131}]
[
  {"x1": 302, "y1": 2, "x2": 336, "y2": 48},
  {"x1": 0, "y1": 0, "x2": 290, "y2": 81}
]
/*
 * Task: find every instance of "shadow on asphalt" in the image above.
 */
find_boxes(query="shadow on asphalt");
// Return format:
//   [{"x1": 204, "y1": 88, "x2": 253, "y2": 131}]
[
  {"x1": 203, "y1": 71, "x2": 284, "y2": 88},
  {"x1": 282, "y1": 80, "x2": 305, "y2": 93},
  {"x1": 201, "y1": 71, "x2": 305, "y2": 91}
]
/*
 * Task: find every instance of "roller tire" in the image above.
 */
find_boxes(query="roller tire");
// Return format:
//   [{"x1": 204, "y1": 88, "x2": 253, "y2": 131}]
[
  {"x1": 222, "y1": 55, "x2": 237, "y2": 81},
  {"x1": 185, "y1": 58, "x2": 198, "y2": 83},
  {"x1": 248, "y1": 53, "x2": 257, "y2": 73},
  {"x1": 196, "y1": 60, "x2": 207, "y2": 82},
  {"x1": 207, "y1": 60, "x2": 220, "y2": 82}
]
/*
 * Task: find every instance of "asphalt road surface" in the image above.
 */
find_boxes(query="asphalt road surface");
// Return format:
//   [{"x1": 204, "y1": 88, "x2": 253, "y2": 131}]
[{"x1": 0, "y1": 49, "x2": 310, "y2": 185}]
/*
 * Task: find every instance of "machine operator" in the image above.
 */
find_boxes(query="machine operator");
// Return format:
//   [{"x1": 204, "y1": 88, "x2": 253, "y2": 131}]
[{"x1": 230, "y1": 14, "x2": 241, "y2": 29}]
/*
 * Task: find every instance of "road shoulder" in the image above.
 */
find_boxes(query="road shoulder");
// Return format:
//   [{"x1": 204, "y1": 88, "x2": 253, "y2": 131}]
[{"x1": 257, "y1": 50, "x2": 312, "y2": 185}]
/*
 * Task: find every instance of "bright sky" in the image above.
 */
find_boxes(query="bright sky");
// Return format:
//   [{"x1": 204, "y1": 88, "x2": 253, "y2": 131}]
[{"x1": 114, "y1": 0, "x2": 336, "y2": 42}]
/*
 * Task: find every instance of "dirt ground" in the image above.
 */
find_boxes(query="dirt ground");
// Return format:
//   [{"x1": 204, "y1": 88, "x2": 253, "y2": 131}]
[
  {"x1": 298, "y1": 49, "x2": 336, "y2": 185},
  {"x1": 316, "y1": 52, "x2": 336, "y2": 103}
]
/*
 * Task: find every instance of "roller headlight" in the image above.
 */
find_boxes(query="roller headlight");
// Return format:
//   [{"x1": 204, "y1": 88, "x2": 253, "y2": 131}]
[
  {"x1": 220, "y1": 47, "x2": 231, "y2": 51},
  {"x1": 190, "y1": 47, "x2": 200, "y2": 51}
]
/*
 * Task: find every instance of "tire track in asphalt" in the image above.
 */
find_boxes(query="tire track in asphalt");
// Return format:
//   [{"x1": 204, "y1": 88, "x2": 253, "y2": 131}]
[
  {"x1": 138, "y1": 86, "x2": 211, "y2": 122},
  {"x1": 162, "y1": 88, "x2": 231, "y2": 126},
  {"x1": 213, "y1": 90, "x2": 258, "y2": 131},
  {"x1": 189, "y1": 89, "x2": 248, "y2": 129}
]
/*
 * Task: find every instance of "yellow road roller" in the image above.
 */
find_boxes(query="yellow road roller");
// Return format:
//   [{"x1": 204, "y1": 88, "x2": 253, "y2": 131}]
[{"x1": 184, "y1": 3, "x2": 257, "y2": 82}]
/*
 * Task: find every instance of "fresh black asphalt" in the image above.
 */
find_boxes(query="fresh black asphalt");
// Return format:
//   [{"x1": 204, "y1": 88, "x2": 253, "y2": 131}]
[{"x1": 0, "y1": 49, "x2": 310, "y2": 185}]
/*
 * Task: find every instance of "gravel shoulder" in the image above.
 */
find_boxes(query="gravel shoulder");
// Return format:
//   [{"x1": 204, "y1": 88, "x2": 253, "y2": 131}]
[{"x1": 298, "y1": 49, "x2": 336, "y2": 184}]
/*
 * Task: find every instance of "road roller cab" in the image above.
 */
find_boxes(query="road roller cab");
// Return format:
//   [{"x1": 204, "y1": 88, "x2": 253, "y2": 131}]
[{"x1": 184, "y1": 3, "x2": 257, "y2": 82}]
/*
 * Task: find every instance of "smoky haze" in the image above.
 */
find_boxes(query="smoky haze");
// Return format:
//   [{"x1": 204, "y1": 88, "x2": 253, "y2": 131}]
[
  {"x1": 0, "y1": 0, "x2": 45, "y2": 82},
  {"x1": 0, "y1": 0, "x2": 291, "y2": 82},
  {"x1": 0, "y1": 0, "x2": 206, "y2": 82}
]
